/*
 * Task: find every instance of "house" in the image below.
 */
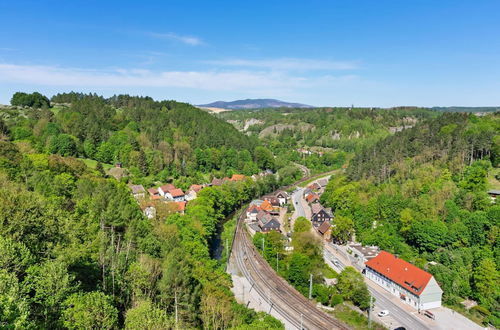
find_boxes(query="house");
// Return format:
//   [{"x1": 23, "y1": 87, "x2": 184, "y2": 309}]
[
  {"x1": 260, "y1": 200, "x2": 274, "y2": 212},
  {"x1": 317, "y1": 221, "x2": 331, "y2": 240},
  {"x1": 246, "y1": 204, "x2": 261, "y2": 221},
  {"x1": 175, "y1": 201, "x2": 187, "y2": 215},
  {"x1": 158, "y1": 184, "x2": 176, "y2": 197},
  {"x1": 148, "y1": 187, "x2": 161, "y2": 199},
  {"x1": 262, "y1": 195, "x2": 280, "y2": 207},
  {"x1": 165, "y1": 188, "x2": 185, "y2": 202},
  {"x1": 230, "y1": 174, "x2": 245, "y2": 181},
  {"x1": 257, "y1": 211, "x2": 281, "y2": 232},
  {"x1": 311, "y1": 204, "x2": 333, "y2": 227},
  {"x1": 211, "y1": 178, "x2": 224, "y2": 186},
  {"x1": 365, "y1": 251, "x2": 443, "y2": 311},
  {"x1": 349, "y1": 244, "x2": 380, "y2": 268},
  {"x1": 140, "y1": 203, "x2": 156, "y2": 219},
  {"x1": 129, "y1": 184, "x2": 146, "y2": 199},
  {"x1": 308, "y1": 182, "x2": 321, "y2": 191},
  {"x1": 185, "y1": 185, "x2": 202, "y2": 201},
  {"x1": 487, "y1": 189, "x2": 500, "y2": 203},
  {"x1": 306, "y1": 193, "x2": 320, "y2": 204},
  {"x1": 303, "y1": 188, "x2": 313, "y2": 198},
  {"x1": 275, "y1": 191, "x2": 289, "y2": 206},
  {"x1": 317, "y1": 179, "x2": 328, "y2": 188}
]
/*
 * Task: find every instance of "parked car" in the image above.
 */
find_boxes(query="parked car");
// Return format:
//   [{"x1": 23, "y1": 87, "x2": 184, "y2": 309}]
[
  {"x1": 378, "y1": 310, "x2": 390, "y2": 317},
  {"x1": 394, "y1": 327, "x2": 406, "y2": 330}
]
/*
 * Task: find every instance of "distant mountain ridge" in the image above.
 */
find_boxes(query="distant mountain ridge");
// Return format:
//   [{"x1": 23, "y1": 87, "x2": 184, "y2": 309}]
[{"x1": 198, "y1": 98, "x2": 314, "y2": 110}]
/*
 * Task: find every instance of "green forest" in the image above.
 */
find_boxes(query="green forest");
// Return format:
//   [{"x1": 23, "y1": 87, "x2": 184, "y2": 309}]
[
  {"x1": 321, "y1": 112, "x2": 500, "y2": 326},
  {"x1": 1, "y1": 91, "x2": 499, "y2": 329}
]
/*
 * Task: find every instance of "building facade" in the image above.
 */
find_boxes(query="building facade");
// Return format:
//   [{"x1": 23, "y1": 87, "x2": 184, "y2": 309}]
[{"x1": 365, "y1": 251, "x2": 442, "y2": 311}]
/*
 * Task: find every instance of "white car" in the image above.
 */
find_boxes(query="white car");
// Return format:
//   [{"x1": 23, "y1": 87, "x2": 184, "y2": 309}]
[{"x1": 378, "y1": 310, "x2": 389, "y2": 317}]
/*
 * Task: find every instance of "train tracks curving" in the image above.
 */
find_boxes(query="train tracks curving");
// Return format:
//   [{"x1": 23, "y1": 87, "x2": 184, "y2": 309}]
[{"x1": 232, "y1": 207, "x2": 349, "y2": 330}]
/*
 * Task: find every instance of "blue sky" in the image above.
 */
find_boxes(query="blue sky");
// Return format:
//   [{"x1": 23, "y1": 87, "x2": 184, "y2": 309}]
[{"x1": 1, "y1": 0, "x2": 499, "y2": 107}]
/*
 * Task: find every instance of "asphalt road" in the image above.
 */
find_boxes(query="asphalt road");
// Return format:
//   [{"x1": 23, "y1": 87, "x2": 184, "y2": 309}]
[
  {"x1": 323, "y1": 248, "x2": 430, "y2": 330},
  {"x1": 291, "y1": 188, "x2": 306, "y2": 218}
]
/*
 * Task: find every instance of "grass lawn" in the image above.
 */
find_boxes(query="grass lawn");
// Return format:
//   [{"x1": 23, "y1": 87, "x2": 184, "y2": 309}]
[
  {"x1": 79, "y1": 158, "x2": 113, "y2": 170},
  {"x1": 331, "y1": 304, "x2": 387, "y2": 330},
  {"x1": 487, "y1": 167, "x2": 500, "y2": 190},
  {"x1": 322, "y1": 262, "x2": 338, "y2": 279}
]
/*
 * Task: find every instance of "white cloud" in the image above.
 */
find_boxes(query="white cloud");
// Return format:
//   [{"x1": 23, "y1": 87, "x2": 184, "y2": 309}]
[
  {"x1": 204, "y1": 58, "x2": 359, "y2": 71},
  {"x1": 149, "y1": 32, "x2": 203, "y2": 46},
  {"x1": 0, "y1": 63, "x2": 328, "y2": 92}
]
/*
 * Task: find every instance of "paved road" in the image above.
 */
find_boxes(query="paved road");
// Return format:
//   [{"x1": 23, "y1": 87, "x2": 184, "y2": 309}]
[
  {"x1": 291, "y1": 188, "x2": 306, "y2": 219},
  {"x1": 324, "y1": 246, "x2": 430, "y2": 330}
]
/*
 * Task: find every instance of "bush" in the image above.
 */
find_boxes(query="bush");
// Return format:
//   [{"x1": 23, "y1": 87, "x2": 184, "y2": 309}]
[{"x1": 331, "y1": 294, "x2": 344, "y2": 306}]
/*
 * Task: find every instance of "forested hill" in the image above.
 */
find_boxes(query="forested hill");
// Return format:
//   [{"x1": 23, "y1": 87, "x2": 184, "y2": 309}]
[
  {"x1": 2, "y1": 92, "x2": 266, "y2": 187},
  {"x1": 321, "y1": 112, "x2": 499, "y2": 326},
  {"x1": 199, "y1": 98, "x2": 314, "y2": 109},
  {"x1": 348, "y1": 112, "x2": 500, "y2": 181}
]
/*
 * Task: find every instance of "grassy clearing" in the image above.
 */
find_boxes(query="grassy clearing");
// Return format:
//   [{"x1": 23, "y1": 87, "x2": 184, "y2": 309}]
[
  {"x1": 487, "y1": 167, "x2": 500, "y2": 190},
  {"x1": 330, "y1": 304, "x2": 386, "y2": 330},
  {"x1": 322, "y1": 262, "x2": 338, "y2": 279},
  {"x1": 79, "y1": 158, "x2": 113, "y2": 170}
]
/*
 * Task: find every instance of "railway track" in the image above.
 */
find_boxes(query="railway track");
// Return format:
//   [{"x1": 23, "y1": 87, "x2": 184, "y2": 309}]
[{"x1": 232, "y1": 207, "x2": 349, "y2": 330}]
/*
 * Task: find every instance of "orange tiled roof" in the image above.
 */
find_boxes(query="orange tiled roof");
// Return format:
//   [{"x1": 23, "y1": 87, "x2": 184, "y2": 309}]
[
  {"x1": 231, "y1": 174, "x2": 245, "y2": 181},
  {"x1": 168, "y1": 188, "x2": 184, "y2": 197},
  {"x1": 190, "y1": 184, "x2": 203, "y2": 192},
  {"x1": 260, "y1": 200, "x2": 273, "y2": 212},
  {"x1": 148, "y1": 188, "x2": 159, "y2": 195},
  {"x1": 160, "y1": 184, "x2": 175, "y2": 192},
  {"x1": 365, "y1": 251, "x2": 432, "y2": 296},
  {"x1": 176, "y1": 201, "x2": 186, "y2": 212}
]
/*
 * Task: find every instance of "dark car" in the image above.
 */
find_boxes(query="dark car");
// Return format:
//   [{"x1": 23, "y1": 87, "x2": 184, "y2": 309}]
[{"x1": 394, "y1": 327, "x2": 406, "y2": 330}]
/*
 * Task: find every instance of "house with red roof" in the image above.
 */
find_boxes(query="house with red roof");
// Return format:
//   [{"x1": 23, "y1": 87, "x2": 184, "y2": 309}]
[
  {"x1": 158, "y1": 184, "x2": 176, "y2": 197},
  {"x1": 165, "y1": 188, "x2": 185, "y2": 202},
  {"x1": 365, "y1": 251, "x2": 442, "y2": 311},
  {"x1": 230, "y1": 174, "x2": 245, "y2": 181}
]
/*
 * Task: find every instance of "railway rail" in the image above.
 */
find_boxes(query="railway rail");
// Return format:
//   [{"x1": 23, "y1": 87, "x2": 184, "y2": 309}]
[{"x1": 232, "y1": 203, "x2": 349, "y2": 330}]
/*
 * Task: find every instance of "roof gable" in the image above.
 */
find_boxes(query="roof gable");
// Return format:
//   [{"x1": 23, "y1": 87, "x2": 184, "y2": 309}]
[
  {"x1": 168, "y1": 188, "x2": 184, "y2": 197},
  {"x1": 365, "y1": 251, "x2": 434, "y2": 296}
]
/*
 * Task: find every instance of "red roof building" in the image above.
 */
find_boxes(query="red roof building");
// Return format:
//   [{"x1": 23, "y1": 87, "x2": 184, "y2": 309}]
[{"x1": 365, "y1": 251, "x2": 442, "y2": 310}]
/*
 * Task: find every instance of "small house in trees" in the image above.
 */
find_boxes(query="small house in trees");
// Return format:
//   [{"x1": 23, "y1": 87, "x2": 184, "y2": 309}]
[
  {"x1": 165, "y1": 188, "x2": 185, "y2": 202},
  {"x1": 487, "y1": 189, "x2": 500, "y2": 203},
  {"x1": 365, "y1": 251, "x2": 442, "y2": 310},
  {"x1": 230, "y1": 174, "x2": 245, "y2": 181},
  {"x1": 158, "y1": 184, "x2": 176, "y2": 197},
  {"x1": 147, "y1": 187, "x2": 161, "y2": 200},
  {"x1": 317, "y1": 178, "x2": 328, "y2": 189},
  {"x1": 175, "y1": 201, "x2": 187, "y2": 215},
  {"x1": 128, "y1": 184, "x2": 146, "y2": 200},
  {"x1": 308, "y1": 182, "x2": 321, "y2": 191},
  {"x1": 211, "y1": 178, "x2": 224, "y2": 186},
  {"x1": 185, "y1": 184, "x2": 203, "y2": 201}
]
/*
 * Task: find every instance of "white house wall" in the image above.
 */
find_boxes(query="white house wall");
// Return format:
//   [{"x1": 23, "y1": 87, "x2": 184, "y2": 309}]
[{"x1": 365, "y1": 268, "x2": 441, "y2": 311}]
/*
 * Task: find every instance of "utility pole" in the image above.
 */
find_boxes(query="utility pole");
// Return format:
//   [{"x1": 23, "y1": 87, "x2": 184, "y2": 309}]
[
  {"x1": 309, "y1": 273, "x2": 313, "y2": 299},
  {"x1": 175, "y1": 291, "x2": 179, "y2": 330},
  {"x1": 226, "y1": 238, "x2": 229, "y2": 259},
  {"x1": 261, "y1": 237, "x2": 265, "y2": 253},
  {"x1": 276, "y1": 252, "x2": 279, "y2": 272},
  {"x1": 368, "y1": 294, "x2": 373, "y2": 329}
]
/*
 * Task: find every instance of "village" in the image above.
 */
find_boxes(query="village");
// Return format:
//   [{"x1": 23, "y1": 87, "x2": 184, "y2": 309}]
[
  {"x1": 241, "y1": 176, "x2": 484, "y2": 330},
  {"x1": 126, "y1": 168, "x2": 275, "y2": 219}
]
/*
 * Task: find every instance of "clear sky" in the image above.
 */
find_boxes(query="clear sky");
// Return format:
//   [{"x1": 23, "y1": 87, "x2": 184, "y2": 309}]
[{"x1": 1, "y1": 0, "x2": 499, "y2": 107}]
